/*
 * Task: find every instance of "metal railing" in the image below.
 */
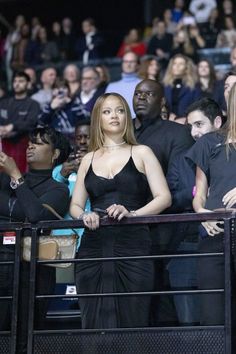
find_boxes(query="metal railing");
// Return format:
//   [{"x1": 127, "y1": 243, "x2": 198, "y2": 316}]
[
  {"x1": 0, "y1": 211, "x2": 234, "y2": 353},
  {"x1": 0, "y1": 222, "x2": 24, "y2": 354}
]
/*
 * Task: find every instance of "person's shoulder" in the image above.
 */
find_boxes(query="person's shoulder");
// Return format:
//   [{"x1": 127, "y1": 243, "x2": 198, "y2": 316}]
[
  {"x1": 31, "y1": 90, "x2": 42, "y2": 99},
  {"x1": 163, "y1": 119, "x2": 190, "y2": 133},
  {"x1": 106, "y1": 80, "x2": 122, "y2": 91},
  {"x1": 47, "y1": 176, "x2": 69, "y2": 192},
  {"x1": 0, "y1": 95, "x2": 14, "y2": 105},
  {"x1": 133, "y1": 144, "x2": 154, "y2": 156},
  {"x1": 197, "y1": 131, "x2": 223, "y2": 146},
  {"x1": 25, "y1": 96, "x2": 40, "y2": 107},
  {"x1": 80, "y1": 151, "x2": 94, "y2": 167}
]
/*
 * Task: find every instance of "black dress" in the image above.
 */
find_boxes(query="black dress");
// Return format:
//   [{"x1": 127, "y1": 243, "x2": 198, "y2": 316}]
[{"x1": 75, "y1": 152, "x2": 154, "y2": 329}]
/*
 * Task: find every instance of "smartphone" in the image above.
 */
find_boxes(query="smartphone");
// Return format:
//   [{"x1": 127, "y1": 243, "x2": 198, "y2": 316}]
[
  {"x1": 67, "y1": 152, "x2": 76, "y2": 162},
  {"x1": 58, "y1": 88, "x2": 66, "y2": 98}
]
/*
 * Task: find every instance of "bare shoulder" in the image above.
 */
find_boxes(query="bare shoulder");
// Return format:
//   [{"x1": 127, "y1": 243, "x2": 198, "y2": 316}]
[
  {"x1": 132, "y1": 144, "x2": 155, "y2": 156},
  {"x1": 80, "y1": 151, "x2": 94, "y2": 168}
]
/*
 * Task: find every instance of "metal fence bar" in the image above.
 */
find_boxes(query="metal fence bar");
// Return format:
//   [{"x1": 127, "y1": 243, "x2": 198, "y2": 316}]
[
  {"x1": 27, "y1": 227, "x2": 38, "y2": 354},
  {"x1": 36, "y1": 288, "x2": 224, "y2": 300},
  {"x1": 224, "y1": 218, "x2": 233, "y2": 354},
  {"x1": 0, "y1": 224, "x2": 23, "y2": 354},
  {"x1": 37, "y1": 251, "x2": 223, "y2": 265},
  {"x1": 9, "y1": 228, "x2": 22, "y2": 354},
  {"x1": 33, "y1": 324, "x2": 225, "y2": 334}
]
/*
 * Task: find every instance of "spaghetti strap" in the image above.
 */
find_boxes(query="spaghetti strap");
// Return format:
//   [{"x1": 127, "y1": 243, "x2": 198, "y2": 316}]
[
  {"x1": 91, "y1": 151, "x2": 96, "y2": 165},
  {"x1": 130, "y1": 145, "x2": 133, "y2": 157}
]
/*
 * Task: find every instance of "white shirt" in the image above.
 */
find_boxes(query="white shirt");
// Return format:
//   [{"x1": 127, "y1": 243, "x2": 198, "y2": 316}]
[
  {"x1": 83, "y1": 31, "x2": 95, "y2": 64},
  {"x1": 189, "y1": 0, "x2": 217, "y2": 23},
  {"x1": 80, "y1": 89, "x2": 96, "y2": 104}
]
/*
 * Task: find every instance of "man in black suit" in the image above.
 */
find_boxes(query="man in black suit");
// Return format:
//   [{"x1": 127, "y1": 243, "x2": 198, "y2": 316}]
[{"x1": 133, "y1": 79, "x2": 194, "y2": 326}]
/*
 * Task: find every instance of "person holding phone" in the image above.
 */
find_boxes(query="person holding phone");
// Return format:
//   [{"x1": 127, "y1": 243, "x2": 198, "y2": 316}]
[
  {"x1": 0, "y1": 127, "x2": 71, "y2": 353},
  {"x1": 39, "y1": 82, "x2": 90, "y2": 144}
]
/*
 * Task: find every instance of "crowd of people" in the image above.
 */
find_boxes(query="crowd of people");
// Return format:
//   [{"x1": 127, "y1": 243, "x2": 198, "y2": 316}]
[{"x1": 0, "y1": 1, "x2": 236, "y2": 353}]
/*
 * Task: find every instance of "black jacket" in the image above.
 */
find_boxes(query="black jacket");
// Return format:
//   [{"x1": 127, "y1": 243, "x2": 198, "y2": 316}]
[
  {"x1": 134, "y1": 117, "x2": 194, "y2": 175},
  {"x1": 0, "y1": 169, "x2": 70, "y2": 223}
]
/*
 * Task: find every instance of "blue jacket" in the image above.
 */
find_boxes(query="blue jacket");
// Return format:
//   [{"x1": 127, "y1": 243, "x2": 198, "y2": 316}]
[
  {"x1": 164, "y1": 84, "x2": 201, "y2": 117},
  {"x1": 52, "y1": 165, "x2": 91, "y2": 249}
]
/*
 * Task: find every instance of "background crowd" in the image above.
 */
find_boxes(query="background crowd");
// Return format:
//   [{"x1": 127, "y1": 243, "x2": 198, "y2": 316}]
[{"x1": 0, "y1": 0, "x2": 236, "y2": 352}]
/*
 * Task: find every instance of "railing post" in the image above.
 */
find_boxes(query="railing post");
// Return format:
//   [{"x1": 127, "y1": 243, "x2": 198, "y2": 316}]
[
  {"x1": 224, "y1": 217, "x2": 233, "y2": 354},
  {"x1": 27, "y1": 227, "x2": 38, "y2": 354},
  {"x1": 10, "y1": 228, "x2": 22, "y2": 354}
]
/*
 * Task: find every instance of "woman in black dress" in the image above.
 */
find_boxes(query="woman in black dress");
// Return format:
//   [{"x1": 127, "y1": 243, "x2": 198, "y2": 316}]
[
  {"x1": 186, "y1": 83, "x2": 236, "y2": 325},
  {"x1": 70, "y1": 93, "x2": 171, "y2": 329}
]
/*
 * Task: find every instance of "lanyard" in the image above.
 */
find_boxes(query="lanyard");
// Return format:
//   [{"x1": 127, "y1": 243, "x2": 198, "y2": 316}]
[{"x1": 8, "y1": 197, "x2": 17, "y2": 222}]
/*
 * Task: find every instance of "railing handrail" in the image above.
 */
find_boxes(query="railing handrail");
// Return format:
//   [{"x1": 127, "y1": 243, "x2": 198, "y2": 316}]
[
  {"x1": 0, "y1": 211, "x2": 234, "y2": 232},
  {"x1": 0, "y1": 210, "x2": 234, "y2": 354}
]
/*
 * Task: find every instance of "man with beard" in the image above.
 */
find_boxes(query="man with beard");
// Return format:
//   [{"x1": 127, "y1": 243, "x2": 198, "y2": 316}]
[
  {"x1": 0, "y1": 71, "x2": 40, "y2": 172},
  {"x1": 166, "y1": 97, "x2": 223, "y2": 325}
]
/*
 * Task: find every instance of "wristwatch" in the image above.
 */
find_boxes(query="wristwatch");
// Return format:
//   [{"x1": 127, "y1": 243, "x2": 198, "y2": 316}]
[{"x1": 10, "y1": 176, "x2": 25, "y2": 189}]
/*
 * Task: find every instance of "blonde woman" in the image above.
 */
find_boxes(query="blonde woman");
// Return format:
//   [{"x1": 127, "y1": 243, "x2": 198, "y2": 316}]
[
  {"x1": 163, "y1": 54, "x2": 201, "y2": 123},
  {"x1": 186, "y1": 83, "x2": 236, "y2": 325},
  {"x1": 70, "y1": 92, "x2": 171, "y2": 329}
]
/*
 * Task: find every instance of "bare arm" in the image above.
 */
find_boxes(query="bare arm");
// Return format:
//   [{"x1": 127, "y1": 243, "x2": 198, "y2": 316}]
[
  {"x1": 193, "y1": 166, "x2": 209, "y2": 213},
  {"x1": 70, "y1": 154, "x2": 90, "y2": 218},
  {"x1": 135, "y1": 146, "x2": 172, "y2": 215},
  {"x1": 193, "y1": 166, "x2": 224, "y2": 236}
]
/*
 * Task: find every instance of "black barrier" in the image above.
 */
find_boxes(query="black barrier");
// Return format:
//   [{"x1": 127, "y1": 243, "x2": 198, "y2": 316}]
[
  {"x1": 0, "y1": 222, "x2": 24, "y2": 354},
  {"x1": 0, "y1": 212, "x2": 234, "y2": 353}
]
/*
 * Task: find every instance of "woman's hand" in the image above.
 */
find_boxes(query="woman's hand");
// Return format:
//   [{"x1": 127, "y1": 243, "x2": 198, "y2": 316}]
[
  {"x1": 61, "y1": 160, "x2": 79, "y2": 177},
  {"x1": 0, "y1": 152, "x2": 21, "y2": 179},
  {"x1": 50, "y1": 95, "x2": 71, "y2": 110},
  {"x1": 106, "y1": 204, "x2": 129, "y2": 221},
  {"x1": 198, "y1": 207, "x2": 224, "y2": 237},
  {"x1": 81, "y1": 211, "x2": 100, "y2": 230},
  {"x1": 201, "y1": 220, "x2": 224, "y2": 237},
  {"x1": 222, "y1": 188, "x2": 236, "y2": 209}
]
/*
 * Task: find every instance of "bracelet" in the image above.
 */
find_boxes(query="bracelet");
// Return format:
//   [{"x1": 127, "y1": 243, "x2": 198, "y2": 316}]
[{"x1": 129, "y1": 210, "x2": 137, "y2": 217}]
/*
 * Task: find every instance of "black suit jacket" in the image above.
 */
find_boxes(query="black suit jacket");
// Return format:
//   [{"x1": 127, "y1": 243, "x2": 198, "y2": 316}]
[
  {"x1": 134, "y1": 117, "x2": 194, "y2": 175},
  {"x1": 134, "y1": 117, "x2": 194, "y2": 250}
]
